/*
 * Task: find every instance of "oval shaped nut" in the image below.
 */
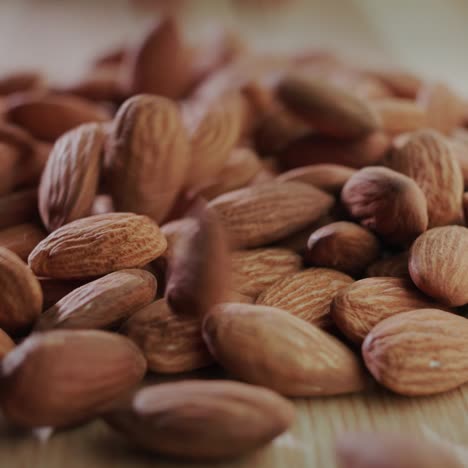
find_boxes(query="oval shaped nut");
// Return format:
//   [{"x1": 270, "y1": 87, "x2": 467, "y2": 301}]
[
  {"x1": 409, "y1": 226, "x2": 468, "y2": 306},
  {"x1": 386, "y1": 129, "x2": 464, "y2": 227},
  {"x1": 0, "y1": 329, "x2": 15, "y2": 358},
  {"x1": 305, "y1": 221, "x2": 380, "y2": 276},
  {"x1": 5, "y1": 93, "x2": 109, "y2": 142},
  {"x1": 203, "y1": 303, "x2": 366, "y2": 396},
  {"x1": 277, "y1": 76, "x2": 380, "y2": 138},
  {"x1": 104, "y1": 380, "x2": 294, "y2": 460},
  {"x1": 331, "y1": 277, "x2": 445, "y2": 345},
  {"x1": 277, "y1": 164, "x2": 356, "y2": 194},
  {"x1": 362, "y1": 309, "x2": 468, "y2": 396},
  {"x1": 231, "y1": 248, "x2": 302, "y2": 298},
  {"x1": 208, "y1": 181, "x2": 334, "y2": 249},
  {"x1": 106, "y1": 95, "x2": 190, "y2": 223},
  {"x1": 39, "y1": 123, "x2": 105, "y2": 232},
  {"x1": 0, "y1": 223, "x2": 46, "y2": 261},
  {"x1": 342, "y1": 166, "x2": 428, "y2": 245},
  {"x1": 0, "y1": 247, "x2": 42, "y2": 334},
  {"x1": 28, "y1": 213, "x2": 167, "y2": 279},
  {"x1": 35, "y1": 269, "x2": 157, "y2": 331},
  {"x1": 256, "y1": 268, "x2": 353, "y2": 327},
  {"x1": 0, "y1": 188, "x2": 38, "y2": 229},
  {"x1": 365, "y1": 252, "x2": 410, "y2": 279},
  {"x1": 0, "y1": 330, "x2": 147, "y2": 428},
  {"x1": 121, "y1": 298, "x2": 212, "y2": 373}
]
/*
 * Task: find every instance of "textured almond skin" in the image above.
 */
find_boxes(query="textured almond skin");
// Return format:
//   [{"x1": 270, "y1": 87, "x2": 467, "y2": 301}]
[
  {"x1": 409, "y1": 226, "x2": 468, "y2": 306},
  {"x1": 39, "y1": 123, "x2": 105, "y2": 232},
  {"x1": 0, "y1": 330, "x2": 147, "y2": 427},
  {"x1": 36, "y1": 270, "x2": 157, "y2": 331},
  {"x1": 0, "y1": 247, "x2": 42, "y2": 334},
  {"x1": 277, "y1": 76, "x2": 380, "y2": 138},
  {"x1": 203, "y1": 303, "x2": 366, "y2": 396},
  {"x1": 331, "y1": 277, "x2": 445, "y2": 344},
  {"x1": 105, "y1": 380, "x2": 294, "y2": 460},
  {"x1": 342, "y1": 166, "x2": 428, "y2": 245},
  {"x1": 305, "y1": 221, "x2": 380, "y2": 276},
  {"x1": 366, "y1": 252, "x2": 410, "y2": 279},
  {"x1": 386, "y1": 129, "x2": 464, "y2": 227},
  {"x1": 208, "y1": 181, "x2": 334, "y2": 248},
  {"x1": 363, "y1": 309, "x2": 468, "y2": 395},
  {"x1": 231, "y1": 248, "x2": 302, "y2": 298},
  {"x1": 0, "y1": 223, "x2": 46, "y2": 261},
  {"x1": 256, "y1": 268, "x2": 353, "y2": 327},
  {"x1": 28, "y1": 213, "x2": 167, "y2": 279},
  {"x1": 0, "y1": 329, "x2": 15, "y2": 358},
  {"x1": 121, "y1": 298, "x2": 212, "y2": 373},
  {"x1": 106, "y1": 95, "x2": 190, "y2": 223}
]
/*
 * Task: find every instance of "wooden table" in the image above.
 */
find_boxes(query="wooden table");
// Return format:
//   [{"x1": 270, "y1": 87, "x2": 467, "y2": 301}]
[{"x1": 0, "y1": 1, "x2": 467, "y2": 466}]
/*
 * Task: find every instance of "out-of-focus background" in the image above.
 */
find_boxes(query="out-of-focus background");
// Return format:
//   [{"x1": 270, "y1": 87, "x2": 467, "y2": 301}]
[{"x1": 0, "y1": 0, "x2": 467, "y2": 93}]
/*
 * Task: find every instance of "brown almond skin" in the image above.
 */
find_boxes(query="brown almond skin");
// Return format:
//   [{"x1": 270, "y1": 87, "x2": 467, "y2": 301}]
[
  {"x1": 106, "y1": 94, "x2": 190, "y2": 223},
  {"x1": 28, "y1": 213, "x2": 167, "y2": 279},
  {"x1": 256, "y1": 268, "x2": 353, "y2": 327},
  {"x1": 341, "y1": 166, "x2": 428, "y2": 246},
  {"x1": 0, "y1": 223, "x2": 46, "y2": 261},
  {"x1": 305, "y1": 221, "x2": 380, "y2": 276},
  {"x1": 0, "y1": 247, "x2": 42, "y2": 335},
  {"x1": 0, "y1": 330, "x2": 147, "y2": 428},
  {"x1": 362, "y1": 309, "x2": 468, "y2": 396},
  {"x1": 208, "y1": 180, "x2": 334, "y2": 249},
  {"x1": 277, "y1": 76, "x2": 380, "y2": 138},
  {"x1": 0, "y1": 329, "x2": 15, "y2": 358},
  {"x1": 35, "y1": 270, "x2": 157, "y2": 331},
  {"x1": 0, "y1": 71, "x2": 44, "y2": 96},
  {"x1": 104, "y1": 380, "x2": 295, "y2": 460},
  {"x1": 39, "y1": 278, "x2": 88, "y2": 310},
  {"x1": 39, "y1": 123, "x2": 105, "y2": 232},
  {"x1": 451, "y1": 128, "x2": 468, "y2": 187},
  {"x1": 203, "y1": 303, "x2": 366, "y2": 396},
  {"x1": 121, "y1": 298, "x2": 212, "y2": 373},
  {"x1": 0, "y1": 142, "x2": 20, "y2": 195},
  {"x1": 365, "y1": 252, "x2": 410, "y2": 279},
  {"x1": 14, "y1": 142, "x2": 51, "y2": 190},
  {"x1": 331, "y1": 277, "x2": 446, "y2": 344},
  {"x1": 386, "y1": 129, "x2": 464, "y2": 227},
  {"x1": 409, "y1": 226, "x2": 468, "y2": 306},
  {"x1": 364, "y1": 68, "x2": 422, "y2": 99}
]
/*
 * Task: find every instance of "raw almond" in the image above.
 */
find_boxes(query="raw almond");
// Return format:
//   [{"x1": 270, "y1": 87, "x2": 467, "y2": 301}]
[
  {"x1": 362, "y1": 309, "x2": 468, "y2": 395},
  {"x1": 0, "y1": 223, "x2": 46, "y2": 261},
  {"x1": 0, "y1": 329, "x2": 14, "y2": 358},
  {"x1": 203, "y1": 303, "x2": 366, "y2": 396},
  {"x1": 365, "y1": 252, "x2": 410, "y2": 279},
  {"x1": 28, "y1": 213, "x2": 167, "y2": 279}
]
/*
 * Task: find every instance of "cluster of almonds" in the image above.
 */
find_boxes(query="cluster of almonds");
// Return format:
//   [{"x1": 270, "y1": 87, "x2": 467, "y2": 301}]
[{"x1": 0, "y1": 14, "x2": 467, "y2": 467}]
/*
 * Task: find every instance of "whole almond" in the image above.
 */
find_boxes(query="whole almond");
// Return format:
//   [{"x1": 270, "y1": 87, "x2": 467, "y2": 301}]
[
  {"x1": 0, "y1": 330, "x2": 146, "y2": 427},
  {"x1": 39, "y1": 123, "x2": 105, "y2": 232},
  {"x1": 0, "y1": 71, "x2": 44, "y2": 96},
  {"x1": 104, "y1": 380, "x2": 294, "y2": 460},
  {"x1": 203, "y1": 303, "x2": 366, "y2": 396},
  {"x1": 365, "y1": 252, "x2": 410, "y2": 279},
  {"x1": 28, "y1": 213, "x2": 167, "y2": 279},
  {"x1": 121, "y1": 298, "x2": 212, "y2": 373},
  {"x1": 0, "y1": 223, "x2": 46, "y2": 261},
  {"x1": 36, "y1": 269, "x2": 157, "y2": 331},
  {"x1": 208, "y1": 180, "x2": 334, "y2": 248},
  {"x1": 305, "y1": 221, "x2": 380, "y2": 276},
  {"x1": 342, "y1": 166, "x2": 428, "y2": 245},
  {"x1": 256, "y1": 268, "x2": 353, "y2": 327},
  {"x1": 106, "y1": 94, "x2": 190, "y2": 223},
  {"x1": 363, "y1": 309, "x2": 468, "y2": 395},
  {"x1": 409, "y1": 226, "x2": 468, "y2": 306},
  {"x1": 331, "y1": 277, "x2": 445, "y2": 344},
  {"x1": 386, "y1": 129, "x2": 464, "y2": 227}
]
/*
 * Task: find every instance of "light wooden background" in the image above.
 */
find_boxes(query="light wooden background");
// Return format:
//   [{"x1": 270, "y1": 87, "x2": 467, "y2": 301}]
[{"x1": 0, "y1": 1, "x2": 467, "y2": 467}]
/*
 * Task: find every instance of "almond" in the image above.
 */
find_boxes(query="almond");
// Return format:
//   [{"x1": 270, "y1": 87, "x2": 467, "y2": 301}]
[
  {"x1": 364, "y1": 68, "x2": 422, "y2": 99},
  {"x1": 14, "y1": 141, "x2": 51, "y2": 189},
  {"x1": 106, "y1": 94, "x2": 190, "y2": 223},
  {"x1": 362, "y1": 309, "x2": 468, "y2": 395},
  {"x1": 0, "y1": 329, "x2": 14, "y2": 358},
  {"x1": 39, "y1": 123, "x2": 105, "y2": 232},
  {"x1": 104, "y1": 380, "x2": 294, "y2": 460},
  {"x1": 28, "y1": 213, "x2": 167, "y2": 279},
  {"x1": 305, "y1": 221, "x2": 380, "y2": 276},
  {"x1": 0, "y1": 223, "x2": 46, "y2": 261},
  {"x1": 331, "y1": 277, "x2": 446, "y2": 344},
  {"x1": 386, "y1": 129, "x2": 464, "y2": 227},
  {"x1": 342, "y1": 166, "x2": 428, "y2": 245},
  {"x1": 0, "y1": 71, "x2": 44, "y2": 96},
  {"x1": 0, "y1": 189, "x2": 38, "y2": 229},
  {"x1": 203, "y1": 303, "x2": 366, "y2": 396},
  {"x1": 365, "y1": 252, "x2": 410, "y2": 279},
  {"x1": 0, "y1": 142, "x2": 21, "y2": 195},
  {"x1": 451, "y1": 132, "x2": 468, "y2": 188},
  {"x1": 0, "y1": 329, "x2": 146, "y2": 427},
  {"x1": 208, "y1": 180, "x2": 334, "y2": 248}
]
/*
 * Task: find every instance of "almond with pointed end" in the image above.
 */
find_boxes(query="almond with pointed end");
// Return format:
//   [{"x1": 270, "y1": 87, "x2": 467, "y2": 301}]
[
  {"x1": 0, "y1": 189, "x2": 38, "y2": 229},
  {"x1": 203, "y1": 303, "x2": 366, "y2": 396},
  {"x1": 28, "y1": 213, "x2": 167, "y2": 279},
  {"x1": 366, "y1": 252, "x2": 410, "y2": 279},
  {"x1": 0, "y1": 223, "x2": 46, "y2": 261},
  {"x1": 0, "y1": 330, "x2": 146, "y2": 427},
  {"x1": 104, "y1": 380, "x2": 294, "y2": 460},
  {"x1": 0, "y1": 329, "x2": 14, "y2": 358},
  {"x1": 363, "y1": 309, "x2": 468, "y2": 395}
]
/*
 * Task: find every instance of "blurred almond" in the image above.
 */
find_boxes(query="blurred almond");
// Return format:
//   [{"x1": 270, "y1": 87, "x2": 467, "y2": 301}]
[
  {"x1": 366, "y1": 252, "x2": 410, "y2": 279},
  {"x1": 0, "y1": 142, "x2": 20, "y2": 195},
  {"x1": 39, "y1": 278, "x2": 88, "y2": 310},
  {"x1": 0, "y1": 223, "x2": 46, "y2": 261},
  {"x1": 464, "y1": 192, "x2": 468, "y2": 220},
  {"x1": 0, "y1": 71, "x2": 44, "y2": 96},
  {"x1": 0, "y1": 189, "x2": 38, "y2": 229},
  {"x1": 14, "y1": 141, "x2": 51, "y2": 189},
  {"x1": 364, "y1": 68, "x2": 422, "y2": 99},
  {"x1": 0, "y1": 329, "x2": 14, "y2": 358},
  {"x1": 451, "y1": 128, "x2": 468, "y2": 187}
]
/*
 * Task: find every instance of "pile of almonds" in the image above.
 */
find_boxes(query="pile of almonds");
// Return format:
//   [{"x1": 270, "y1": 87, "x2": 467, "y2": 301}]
[{"x1": 0, "y1": 14, "x2": 467, "y2": 467}]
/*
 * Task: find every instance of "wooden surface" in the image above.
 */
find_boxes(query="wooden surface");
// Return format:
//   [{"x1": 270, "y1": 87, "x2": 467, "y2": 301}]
[{"x1": 0, "y1": 1, "x2": 468, "y2": 467}]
